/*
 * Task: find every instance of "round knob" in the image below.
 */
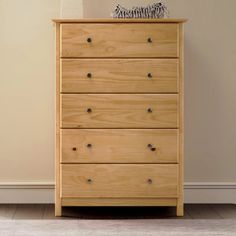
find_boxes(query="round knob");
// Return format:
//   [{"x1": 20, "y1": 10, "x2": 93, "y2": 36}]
[
  {"x1": 87, "y1": 108, "x2": 92, "y2": 113},
  {"x1": 72, "y1": 147, "x2": 77, "y2": 151},
  {"x1": 147, "y1": 108, "x2": 153, "y2": 113},
  {"x1": 87, "y1": 178, "x2": 92, "y2": 183},
  {"x1": 147, "y1": 37, "x2": 152, "y2": 43},
  {"x1": 147, "y1": 179, "x2": 153, "y2": 184},
  {"x1": 147, "y1": 144, "x2": 156, "y2": 152},
  {"x1": 147, "y1": 73, "x2": 153, "y2": 79},
  {"x1": 87, "y1": 73, "x2": 92, "y2": 78},
  {"x1": 87, "y1": 37, "x2": 92, "y2": 43},
  {"x1": 87, "y1": 143, "x2": 92, "y2": 148}
]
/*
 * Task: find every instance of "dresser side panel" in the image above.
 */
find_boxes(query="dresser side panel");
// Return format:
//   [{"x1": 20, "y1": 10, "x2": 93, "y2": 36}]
[
  {"x1": 55, "y1": 22, "x2": 62, "y2": 216},
  {"x1": 177, "y1": 23, "x2": 184, "y2": 216}
]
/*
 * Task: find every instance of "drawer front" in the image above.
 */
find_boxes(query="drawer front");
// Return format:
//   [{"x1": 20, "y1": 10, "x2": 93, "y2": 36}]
[
  {"x1": 61, "y1": 23, "x2": 178, "y2": 58},
  {"x1": 61, "y1": 94, "x2": 178, "y2": 128},
  {"x1": 61, "y1": 59, "x2": 179, "y2": 93},
  {"x1": 61, "y1": 129, "x2": 179, "y2": 163},
  {"x1": 61, "y1": 164, "x2": 178, "y2": 198}
]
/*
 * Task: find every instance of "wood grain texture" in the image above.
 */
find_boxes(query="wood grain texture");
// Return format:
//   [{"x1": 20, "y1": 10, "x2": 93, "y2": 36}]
[
  {"x1": 61, "y1": 164, "x2": 178, "y2": 198},
  {"x1": 61, "y1": 59, "x2": 179, "y2": 93},
  {"x1": 61, "y1": 198, "x2": 177, "y2": 207},
  {"x1": 55, "y1": 23, "x2": 62, "y2": 216},
  {"x1": 61, "y1": 94, "x2": 179, "y2": 128},
  {"x1": 2, "y1": 204, "x2": 236, "y2": 219},
  {"x1": 211, "y1": 204, "x2": 236, "y2": 219},
  {"x1": 185, "y1": 205, "x2": 222, "y2": 219},
  {"x1": 60, "y1": 23, "x2": 178, "y2": 58},
  {"x1": 0, "y1": 204, "x2": 16, "y2": 219},
  {"x1": 53, "y1": 19, "x2": 187, "y2": 23},
  {"x1": 43, "y1": 204, "x2": 58, "y2": 219},
  {"x1": 61, "y1": 129, "x2": 179, "y2": 163},
  {"x1": 55, "y1": 20, "x2": 186, "y2": 216},
  {"x1": 176, "y1": 23, "x2": 184, "y2": 217},
  {"x1": 13, "y1": 204, "x2": 45, "y2": 219}
]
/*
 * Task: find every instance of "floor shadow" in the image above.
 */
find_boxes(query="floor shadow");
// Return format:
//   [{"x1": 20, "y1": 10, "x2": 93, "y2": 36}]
[{"x1": 62, "y1": 206, "x2": 183, "y2": 219}]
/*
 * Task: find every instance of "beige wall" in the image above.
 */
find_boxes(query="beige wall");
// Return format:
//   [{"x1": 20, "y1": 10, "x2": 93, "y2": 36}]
[
  {"x1": 0, "y1": 0, "x2": 236, "y2": 184},
  {"x1": 0, "y1": 0, "x2": 60, "y2": 182},
  {"x1": 60, "y1": 0, "x2": 83, "y2": 18}
]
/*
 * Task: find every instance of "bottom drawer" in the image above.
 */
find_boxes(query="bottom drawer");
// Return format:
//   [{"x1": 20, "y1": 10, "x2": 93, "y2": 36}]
[{"x1": 61, "y1": 164, "x2": 178, "y2": 198}]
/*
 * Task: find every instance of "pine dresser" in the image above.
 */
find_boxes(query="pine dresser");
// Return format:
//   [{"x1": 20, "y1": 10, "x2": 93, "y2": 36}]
[{"x1": 53, "y1": 19, "x2": 187, "y2": 216}]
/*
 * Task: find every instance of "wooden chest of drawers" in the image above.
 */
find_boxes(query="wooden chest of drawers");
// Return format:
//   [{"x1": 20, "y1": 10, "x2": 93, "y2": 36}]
[{"x1": 53, "y1": 19, "x2": 186, "y2": 217}]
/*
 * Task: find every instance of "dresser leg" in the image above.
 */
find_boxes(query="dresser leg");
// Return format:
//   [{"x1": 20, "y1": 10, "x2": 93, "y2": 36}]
[
  {"x1": 55, "y1": 204, "x2": 62, "y2": 217},
  {"x1": 176, "y1": 201, "x2": 184, "y2": 217}
]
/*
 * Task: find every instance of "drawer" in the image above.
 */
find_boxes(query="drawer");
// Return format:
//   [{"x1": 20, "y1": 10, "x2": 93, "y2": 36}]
[
  {"x1": 61, "y1": 59, "x2": 179, "y2": 93},
  {"x1": 60, "y1": 23, "x2": 178, "y2": 58},
  {"x1": 61, "y1": 94, "x2": 178, "y2": 128},
  {"x1": 61, "y1": 129, "x2": 179, "y2": 163},
  {"x1": 61, "y1": 164, "x2": 178, "y2": 198}
]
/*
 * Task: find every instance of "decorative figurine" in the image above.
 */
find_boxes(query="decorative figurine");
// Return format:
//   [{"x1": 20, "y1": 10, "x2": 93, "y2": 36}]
[{"x1": 112, "y1": 2, "x2": 169, "y2": 19}]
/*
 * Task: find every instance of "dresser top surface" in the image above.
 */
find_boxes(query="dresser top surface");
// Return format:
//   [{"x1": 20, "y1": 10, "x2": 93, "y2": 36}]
[{"x1": 52, "y1": 18, "x2": 187, "y2": 23}]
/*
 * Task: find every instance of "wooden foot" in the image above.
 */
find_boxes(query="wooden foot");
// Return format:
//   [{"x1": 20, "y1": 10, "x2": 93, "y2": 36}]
[
  {"x1": 176, "y1": 203, "x2": 184, "y2": 217},
  {"x1": 55, "y1": 204, "x2": 62, "y2": 217}
]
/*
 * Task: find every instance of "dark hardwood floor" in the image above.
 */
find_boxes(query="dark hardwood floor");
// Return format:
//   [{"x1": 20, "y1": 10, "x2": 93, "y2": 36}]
[{"x1": 0, "y1": 204, "x2": 236, "y2": 220}]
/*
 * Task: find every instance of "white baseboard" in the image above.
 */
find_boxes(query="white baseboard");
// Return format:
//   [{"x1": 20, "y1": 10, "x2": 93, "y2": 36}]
[
  {"x1": 0, "y1": 182, "x2": 54, "y2": 204},
  {"x1": 184, "y1": 182, "x2": 236, "y2": 204},
  {"x1": 0, "y1": 182, "x2": 235, "y2": 204}
]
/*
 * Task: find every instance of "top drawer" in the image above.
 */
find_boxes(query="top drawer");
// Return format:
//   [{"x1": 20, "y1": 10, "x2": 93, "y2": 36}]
[{"x1": 60, "y1": 23, "x2": 179, "y2": 58}]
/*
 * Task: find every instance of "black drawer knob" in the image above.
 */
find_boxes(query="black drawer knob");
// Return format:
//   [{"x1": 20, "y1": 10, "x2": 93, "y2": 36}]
[
  {"x1": 147, "y1": 179, "x2": 153, "y2": 184},
  {"x1": 147, "y1": 108, "x2": 153, "y2": 113},
  {"x1": 147, "y1": 144, "x2": 156, "y2": 152},
  {"x1": 147, "y1": 73, "x2": 153, "y2": 79},
  {"x1": 87, "y1": 37, "x2": 92, "y2": 43},
  {"x1": 72, "y1": 147, "x2": 77, "y2": 151},
  {"x1": 87, "y1": 108, "x2": 92, "y2": 113},
  {"x1": 147, "y1": 37, "x2": 152, "y2": 43},
  {"x1": 87, "y1": 178, "x2": 92, "y2": 183},
  {"x1": 87, "y1": 73, "x2": 92, "y2": 78},
  {"x1": 87, "y1": 143, "x2": 92, "y2": 148}
]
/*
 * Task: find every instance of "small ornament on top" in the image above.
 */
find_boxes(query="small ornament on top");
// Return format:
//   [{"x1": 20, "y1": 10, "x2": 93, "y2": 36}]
[{"x1": 112, "y1": 1, "x2": 169, "y2": 19}]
